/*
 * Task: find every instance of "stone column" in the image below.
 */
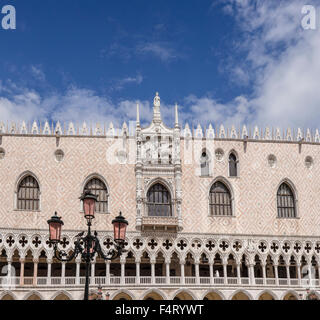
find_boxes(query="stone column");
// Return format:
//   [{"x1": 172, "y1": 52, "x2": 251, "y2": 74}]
[
  {"x1": 151, "y1": 260, "x2": 156, "y2": 284},
  {"x1": 237, "y1": 263, "x2": 241, "y2": 284},
  {"x1": 195, "y1": 262, "x2": 200, "y2": 284},
  {"x1": 20, "y1": 259, "x2": 25, "y2": 286},
  {"x1": 75, "y1": 259, "x2": 80, "y2": 285},
  {"x1": 308, "y1": 264, "x2": 312, "y2": 284},
  {"x1": 262, "y1": 263, "x2": 266, "y2": 285},
  {"x1": 249, "y1": 264, "x2": 255, "y2": 285},
  {"x1": 33, "y1": 259, "x2": 38, "y2": 287},
  {"x1": 166, "y1": 261, "x2": 170, "y2": 284},
  {"x1": 106, "y1": 261, "x2": 111, "y2": 285},
  {"x1": 6, "y1": 260, "x2": 12, "y2": 286},
  {"x1": 47, "y1": 259, "x2": 52, "y2": 283},
  {"x1": 223, "y1": 262, "x2": 227, "y2": 284},
  {"x1": 209, "y1": 263, "x2": 213, "y2": 285},
  {"x1": 61, "y1": 262, "x2": 66, "y2": 285},
  {"x1": 274, "y1": 264, "x2": 279, "y2": 286},
  {"x1": 47, "y1": 259, "x2": 52, "y2": 285},
  {"x1": 91, "y1": 262, "x2": 95, "y2": 285},
  {"x1": 286, "y1": 265, "x2": 290, "y2": 283},
  {"x1": 120, "y1": 260, "x2": 126, "y2": 285},
  {"x1": 180, "y1": 262, "x2": 185, "y2": 285},
  {"x1": 135, "y1": 261, "x2": 140, "y2": 285},
  {"x1": 7, "y1": 260, "x2": 12, "y2": 276},
  {"x1": 297, "y1": 263, "x2": 301, "y2": 286}
]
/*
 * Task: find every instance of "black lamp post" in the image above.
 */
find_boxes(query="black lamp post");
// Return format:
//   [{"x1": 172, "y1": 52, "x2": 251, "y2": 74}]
[{"x1": 47, "y1": 191, "x2": 128, "y2": 301}]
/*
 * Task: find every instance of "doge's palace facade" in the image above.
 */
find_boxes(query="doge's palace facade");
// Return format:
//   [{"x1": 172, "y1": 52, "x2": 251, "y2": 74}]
[{"x1": 0, "y1": 93, "x2": 320, "y2": 300}]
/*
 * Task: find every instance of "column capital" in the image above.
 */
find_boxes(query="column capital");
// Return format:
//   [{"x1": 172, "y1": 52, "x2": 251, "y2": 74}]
[{"x1": 33, "y1": 259, "x2": 39, "y2": 264}]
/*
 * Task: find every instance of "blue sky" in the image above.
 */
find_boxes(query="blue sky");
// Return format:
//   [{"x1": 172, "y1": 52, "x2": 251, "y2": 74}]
[{"x1": 0, "y1": 0, "x2": 320, "y2": 130}]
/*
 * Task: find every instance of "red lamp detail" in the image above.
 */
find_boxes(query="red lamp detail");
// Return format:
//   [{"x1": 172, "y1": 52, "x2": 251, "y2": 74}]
[
  {"x1": 112, "y1": 212, "x2": 128, "y2": 244},
  {"x1": 80, "y1": 191, "x2": 98, "y2": 221},
  {"x1": 47, "y1": 212, "x2": 64, "y2": 243}
]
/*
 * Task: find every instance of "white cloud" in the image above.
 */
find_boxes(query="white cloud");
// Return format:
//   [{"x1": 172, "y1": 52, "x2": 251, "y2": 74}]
[
  {"x1": 2, "y1": 1, "x2": 320, "y2": 131},
  {"x1": 111, "y1": 74, "x2": 144, "y2": 91},
  {"x1": 136, "y1": 42, "x2": 180, "y2": 62},
  {"x1": 30, "y1": 65, "x2": 46, "y2": 81},
  {"x1": 0, "y1": 83, "x2": 157, "y2": 129},
  {"x1": 204, "y1": 0, "x2": 320, "y2": 129}
]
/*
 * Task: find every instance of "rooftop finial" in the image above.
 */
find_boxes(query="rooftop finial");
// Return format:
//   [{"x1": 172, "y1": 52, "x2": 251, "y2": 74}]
[
  {"x1": 153, "y1": 92, "x2": 161, "y2": 123},
  {"x1": 136, "y1": 103, "x2": 140, "y2": 127},
  {"x1": 175, "y1": 103, "x2": 179, "y2": 128}
]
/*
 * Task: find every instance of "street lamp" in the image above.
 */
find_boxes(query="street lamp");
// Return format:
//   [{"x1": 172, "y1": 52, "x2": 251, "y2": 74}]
[{"x1": 47, "y1": 191, "x2": 128, "y2": 300}]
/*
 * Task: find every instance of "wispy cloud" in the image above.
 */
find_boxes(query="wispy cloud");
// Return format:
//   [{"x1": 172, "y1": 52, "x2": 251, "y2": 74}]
[
  {"x1": 205, "y1": 0, "x2": 320, "y2": 129},
  {"x1": 30, "y1": 65, "x2": 46, "y2": 82},
  {"x1": 136, "y1": 42, "x2": 181, "y2": 62},
  {"x1": 111, "y1": 74, "x2": 144, "y2": 91}
]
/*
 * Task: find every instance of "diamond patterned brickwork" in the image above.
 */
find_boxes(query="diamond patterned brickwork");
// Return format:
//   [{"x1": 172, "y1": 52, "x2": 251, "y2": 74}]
[
  {"x1": 0, "y1": 136, "x2": 136, "y2": 232},
  {"x1": 180, "y1": 139, "x2": 320, "y2": 236},
  {"x1": 1, "y1": 135, "x2": 320, "y2": 237}
]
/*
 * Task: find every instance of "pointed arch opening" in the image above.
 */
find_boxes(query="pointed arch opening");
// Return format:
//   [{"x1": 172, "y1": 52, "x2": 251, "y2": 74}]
[
  {"x1": 277, "y1": 182, "x2": 296, "y2": 218},
  {"x1": 147, "y1": 183, "x2": 172, "y2": 217},
  {"x1": 209, "y1": 181, "x2": 233, "y2": 216},
  {"x1": 228, "y1": 152, "x2": 238, "y2": 177},
  {"x1": 200, "y1": 149, "x2": 211, "y2": 177},
  {"x1": 16, "y1": 174, "x2": 40, "y2": 211},
  {"x1": 84, "y1": 177, "x2": 109, "y2": 214},
  {"x1": 231, "y1": 290, "x2": 251, "y2": 300}
]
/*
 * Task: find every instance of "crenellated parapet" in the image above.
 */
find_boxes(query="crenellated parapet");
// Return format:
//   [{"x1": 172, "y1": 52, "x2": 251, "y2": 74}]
[
  {"x1": 0, "y1": 121, "x2": 136, "y2": 138},
  {"x1": 1, "y1": 120, "x2": 320, "y2": 143},
  {"x1": 181, "y1": 124, "x2": 320, "y2": 143}
]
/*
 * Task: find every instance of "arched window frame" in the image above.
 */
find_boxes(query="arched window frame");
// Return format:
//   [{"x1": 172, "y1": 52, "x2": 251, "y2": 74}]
[
  {"x1": 208, "y1": 177, "x2": 235, "y2": 217},
  {"x1": 276, "y1": 179, "x2": 298, "y2": 219},
  {"x1": 200, "y1": 149, "x2": 212, "y2": 177},
  {"x1": 228, "y1": 150, "x2": 239, "y2": 178},
  {"x1": 14, "y1": 171, "x2": 41, "y2": 211},
  {"x1": 144, "y1": 179, "x2": 174, "y2": 218},
  {"x1": 81, "y1": 174, "x2": 110, "y2": 214}
]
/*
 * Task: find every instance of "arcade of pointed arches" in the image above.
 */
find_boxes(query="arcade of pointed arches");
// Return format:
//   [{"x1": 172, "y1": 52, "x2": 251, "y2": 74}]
[{"x1": 0, "y1": 289, "x2": 315, "y2": 300}]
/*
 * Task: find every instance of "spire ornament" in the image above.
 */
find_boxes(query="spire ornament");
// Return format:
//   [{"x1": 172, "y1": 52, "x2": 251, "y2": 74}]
[{"x1": 153, "y1": 92, "x2": 162, "y2": 123}]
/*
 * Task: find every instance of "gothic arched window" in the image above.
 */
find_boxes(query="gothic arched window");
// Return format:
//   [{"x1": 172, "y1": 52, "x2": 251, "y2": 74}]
[
  {"x1": 17, "y1": 176, "x2": 40, "y2": 211},
  {"x1": 84, "y1": 178, "x2": 109, "y2": 213},
  {"x1": 209, "y1": 181, "x2": 232, "y2": 216},
  {"x1": 200, "y1": 151, "x2": 210, "y2": 176},
  {"x1": 147, "y1": 183, "x2": 172, "y2": 217},
  {"x1": 229, "y1": 152, "x2": 238, "y2": 177},
  {"x1": 277, "y1": 183, "x2": 296, "y2": 218}
]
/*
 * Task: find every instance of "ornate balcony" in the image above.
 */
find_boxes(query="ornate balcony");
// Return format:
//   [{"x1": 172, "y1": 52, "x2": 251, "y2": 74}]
[
  {"x1": 141, "y1": 216, "x2": 181, "y2": 232},
  {"x1": 0, "y1": 276, "x2": 318, "y2": 289}
]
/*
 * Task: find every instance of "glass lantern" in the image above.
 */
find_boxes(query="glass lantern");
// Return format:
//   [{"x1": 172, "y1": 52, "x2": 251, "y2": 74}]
[
  {"x1": 80, "y1": 191, "x2": 98, "y2": 221},
  {"x1": 47, "y1": 212, "x2": 64, "y2": 243},
  {"x1": 112, "y1": 212, "x2": 128, "y2": 244}
]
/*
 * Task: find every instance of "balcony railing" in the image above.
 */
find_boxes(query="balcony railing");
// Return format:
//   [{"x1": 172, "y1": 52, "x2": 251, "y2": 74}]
[{"x1": 0, "y1": 276, "x2": 318, "y2": 289}]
